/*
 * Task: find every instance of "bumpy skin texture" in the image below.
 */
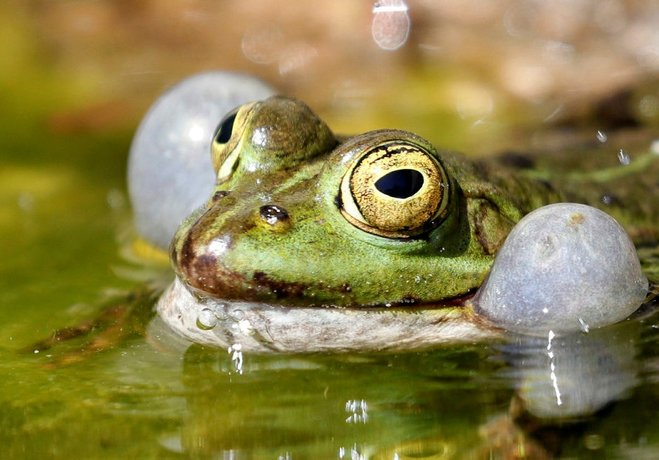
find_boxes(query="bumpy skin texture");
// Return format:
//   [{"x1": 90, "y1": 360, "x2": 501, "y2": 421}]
[{"x1": 169, "y1": 96, "x2": 658, "y2": 308}]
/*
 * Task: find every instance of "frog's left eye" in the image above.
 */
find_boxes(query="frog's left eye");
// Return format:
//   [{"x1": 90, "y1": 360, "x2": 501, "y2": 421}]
[
  {"x1": 211, "y1": 103, "x2": 253, "y2": 182},
  {"x1": 340, "y1": 141, "x2": 450, "y2": 238},
  {"x1": 214, "y1": 108, "x2": 238, "y2": 144}
]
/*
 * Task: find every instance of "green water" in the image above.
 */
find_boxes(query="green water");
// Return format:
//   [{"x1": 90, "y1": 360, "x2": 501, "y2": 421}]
[
  {"x1": 2, "y1": 17, "x2": 659, "y2": 459},
  {"x1": 1, "y1": 111, "x2": 659, "y2": 460}
]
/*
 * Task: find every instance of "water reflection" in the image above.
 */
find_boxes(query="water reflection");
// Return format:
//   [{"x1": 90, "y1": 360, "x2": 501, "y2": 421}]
[{"x1": 499, "y1": 321, "x2": 640, "y2": 419}]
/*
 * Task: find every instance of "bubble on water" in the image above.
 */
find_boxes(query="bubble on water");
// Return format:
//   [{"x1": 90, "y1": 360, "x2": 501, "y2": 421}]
[
  {"x1": 475, "y1": 203, "x2": 648, "y2": 336},
  {"x1": 229, "y1": 308, "x2": 245, "y2": 321},
  {"x1": 196, "y1": 307, "x2": 218, "y2": 330}
]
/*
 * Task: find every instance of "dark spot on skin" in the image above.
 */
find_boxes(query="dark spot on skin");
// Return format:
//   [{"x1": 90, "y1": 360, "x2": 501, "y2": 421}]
[
  {"x1": 259, "y1": 204, "x2": 290, "y2": 225},
  {"x1": 252, "y1": 271, "x2": 308, "y2": 299},
  {"x1": 497, "y1": 152, "x2": 536, "y2": 170}
]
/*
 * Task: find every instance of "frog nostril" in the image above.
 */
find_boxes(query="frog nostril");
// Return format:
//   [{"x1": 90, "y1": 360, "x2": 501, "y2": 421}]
[{"x1": 259, "y1": 205, "x2": 291, "y2": 231}]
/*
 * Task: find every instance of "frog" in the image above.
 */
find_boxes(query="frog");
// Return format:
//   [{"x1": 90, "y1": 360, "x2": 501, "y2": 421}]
[{"x1": 154, "y1": 95, "x2": 658, "y2": 352}]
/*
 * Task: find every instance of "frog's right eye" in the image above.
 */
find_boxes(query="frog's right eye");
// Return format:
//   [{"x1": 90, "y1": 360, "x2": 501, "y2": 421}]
[
  {"x1": 211, "y1": 103, "x2": 254, "y2": 182},
  {"x1": 340, "y1": 138, "x2": 450, "y2": 239}
]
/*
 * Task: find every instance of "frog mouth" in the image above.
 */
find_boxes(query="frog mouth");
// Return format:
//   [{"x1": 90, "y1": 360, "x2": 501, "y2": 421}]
[
  {"x1": 156, "y1": 277, "x2": 496, "y2": 353},
  {"x1": 172, "y1": 227, "x2": 322, "y2": 305}
]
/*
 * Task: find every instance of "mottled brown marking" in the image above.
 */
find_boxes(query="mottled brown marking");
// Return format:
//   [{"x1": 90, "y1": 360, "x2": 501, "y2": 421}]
[{"x1": 252, "y1": 271, "x2": 308, "y2": 299}]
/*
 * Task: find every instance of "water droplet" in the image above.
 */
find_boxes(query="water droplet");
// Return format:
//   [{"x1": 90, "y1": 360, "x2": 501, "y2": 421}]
[
  {"x1": 228, "y1": 343, "x2": 244, "y2": 374},
  {"x1": 345, "y1": 399, "x2": 368, "y2": 424},
  {"x1": 596, "y1": 130, "x2": 608, "y2": 143},
  {"x1": 617, "y1": 149, "x2": 631, "y2": 165},
  {"x1": 578, "y1": 318, "x2": 590, "y2": 333},
  {"x1": 196, "y1": 307, "x2": 218, "y2": 330},
  {"x1": 371, "y1": 0, "x2": 410, "y2": 51}
]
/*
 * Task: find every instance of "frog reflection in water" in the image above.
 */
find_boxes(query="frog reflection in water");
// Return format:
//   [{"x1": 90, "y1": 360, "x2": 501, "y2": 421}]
[{"x1": 155, "y1": 95, "x2": 655, "y2": 351}]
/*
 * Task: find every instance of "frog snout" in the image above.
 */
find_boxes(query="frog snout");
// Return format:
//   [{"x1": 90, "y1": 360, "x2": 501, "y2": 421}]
[{"x1": 256, "y1": 204, "x2": 292, "y2": 233}]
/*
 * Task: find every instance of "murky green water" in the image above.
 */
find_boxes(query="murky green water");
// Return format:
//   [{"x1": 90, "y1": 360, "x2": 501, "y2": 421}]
[
  {"x1": 1, "y1": 104, "x2": 659, "y2": 459},
  {"x1": 2, "y1": 8, "x2": 659, "y2": 458}
]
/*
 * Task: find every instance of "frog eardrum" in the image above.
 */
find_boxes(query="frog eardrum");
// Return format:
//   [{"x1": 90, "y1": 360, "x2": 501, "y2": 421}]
[{"x1": 340, "y1": 139, "x2": 450, "y2": 238}]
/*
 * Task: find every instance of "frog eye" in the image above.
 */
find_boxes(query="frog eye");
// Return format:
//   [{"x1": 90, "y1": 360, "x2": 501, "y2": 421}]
[
  {"x1": 214, "y1": 108, "x2": 238, "y2": 144},
  {"x1": 340, "y1": 141, "x2": 450, "y2": 238},
  {"x1": 211, "y1": 103, "x2": 253, "y2": 182}
]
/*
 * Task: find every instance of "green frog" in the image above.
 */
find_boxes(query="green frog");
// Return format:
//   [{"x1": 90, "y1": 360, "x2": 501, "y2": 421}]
[{"x1": 154, "y1": 95, "x2": 657, "y2": 352}]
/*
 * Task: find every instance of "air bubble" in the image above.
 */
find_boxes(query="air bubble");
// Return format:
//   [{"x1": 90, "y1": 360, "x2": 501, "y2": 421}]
[
  {"x1": 196, "y1": 307, "x2": 218, "y2": 330},
  {"x1": 475, "y1": 203, "x2": 648, "y2": 336}
]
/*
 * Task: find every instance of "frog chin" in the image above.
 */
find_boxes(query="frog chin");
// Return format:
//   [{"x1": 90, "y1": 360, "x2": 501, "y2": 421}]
[{"x1": 156, "y1": 277, "x2": 497, "y2": 353}]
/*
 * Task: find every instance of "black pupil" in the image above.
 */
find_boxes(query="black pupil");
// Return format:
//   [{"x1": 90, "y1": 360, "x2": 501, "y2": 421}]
[
  {"x1": 374, "y1": 169, "x2": 424, "y2": 199},
  {"x1": 215, "y1": 111, "x2": 237, "y2": 144}
]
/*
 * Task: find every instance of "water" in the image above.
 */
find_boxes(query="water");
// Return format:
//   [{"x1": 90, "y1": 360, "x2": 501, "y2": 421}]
[{"x1": 1, "y1": 25, "x2": 658, "y2": 460}]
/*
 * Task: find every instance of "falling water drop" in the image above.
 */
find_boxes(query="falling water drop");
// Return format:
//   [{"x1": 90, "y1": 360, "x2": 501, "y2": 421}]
[
  {"x1": 371, "y1": 0, "x2": 410, "y2": 51},
  {"x1": 596, "y1": 130, "x2": 608, "y2": 143},
  {"x1": 617, "y1": 149, "x2": 631, "y2": 165}
]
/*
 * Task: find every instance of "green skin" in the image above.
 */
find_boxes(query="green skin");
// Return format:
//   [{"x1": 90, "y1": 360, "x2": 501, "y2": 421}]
[{"x1": 171, "y1": 96, "x2": 658, "y2": 309}]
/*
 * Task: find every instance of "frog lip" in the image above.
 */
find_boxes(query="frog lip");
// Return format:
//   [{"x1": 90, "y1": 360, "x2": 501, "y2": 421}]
[
  {"x1": 173, "y1": 226, "x2": 315, "y2": 303},
  {"x1": 157, "y1": 278, "x2": 496, "y2": 353}
]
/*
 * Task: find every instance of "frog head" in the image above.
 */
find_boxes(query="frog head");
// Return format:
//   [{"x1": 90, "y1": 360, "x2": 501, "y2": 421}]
[{"x1": 171, "y1": 96, "x2": 509, "y2": 307}]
